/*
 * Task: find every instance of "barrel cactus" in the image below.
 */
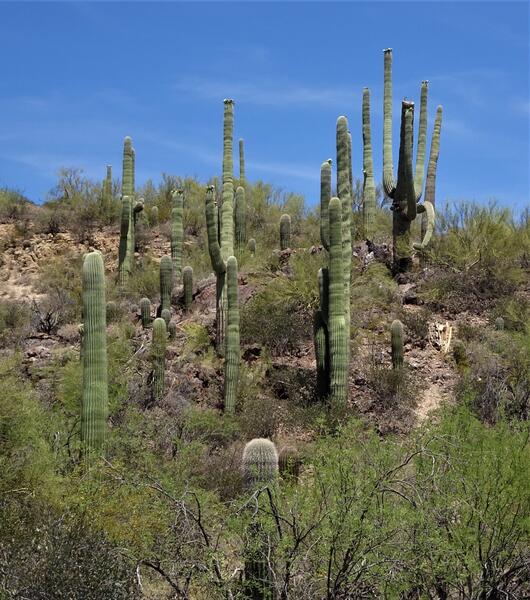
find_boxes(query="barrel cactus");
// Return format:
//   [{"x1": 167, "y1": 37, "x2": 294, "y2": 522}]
[
  {"x1": 280, "y1": 213, "x2": 291, "y2": 250},
  {"x1": 391, "y1": 319, "x2": 404, "y2": 369},
  {"x1": 224, "y1": 256, "x2": 240, "y2": 413},
  {"x1": 242, "y1": 438, "x2": 279, "y2": 487},
  {"x1": 495, "y1": 316, "x2": 505, "y2": 331},
  {"x1": 168, "y1": 321, "x2": 177, "y2": 340},
  {"x1": 248, "y1": 238, "x2": 256, "y2": 255},
  {"x1": 140, "y1": 297, "x2": 151, "y2": 328},
  {"x1": 278, "y1": 445, "x2": 301, "y2": 480},
  {"x1": 159, "y1": 255, "x2": 173, "y2": 313},
  {"x1": 151, "y1": 317, "x2": 167, "y2": 401},
  {"x1": 182, "y1": 266, "x2": 193, "y2": 311},
  {"x1": 170, "y1": 189, "x2": 184, "y2": 282},
  {"x1": 161, "y1": 308, "x2": 171, "y2": 327},
  {"x1": 81, "y1": 252, "x2": 108, "y2": 459}
]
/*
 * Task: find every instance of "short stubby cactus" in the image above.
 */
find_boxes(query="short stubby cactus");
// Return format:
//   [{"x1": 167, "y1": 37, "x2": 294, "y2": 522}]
[
  {"x1": 242, "y1": 438, "x2": 279, "y2": 487},
  {"x1": 248, "y1": 238, "x2": 256, "y2": 255},
  {"x1": 140, "y1": 297, "x2": 151, "y2": 328},
  {"x1": 159, "y1": 255, "x2": 173, "y2": 313},
  {"x1": 234, "y1": 186, "x2": 247, "y2": 251},
  {"x1": 278, "y1": 445, "x2": 301, "y2": 480},
  {"x1": 168, "y1": 321, "x2": 177, "y2": 340},
  {"x1": 150, "y1": 205, "x2": 159, "y2": 225},
  {"x1": 391, "y1": 319, "x2": 404, "y2": 369},
  {"x1": 495, "y1": 316, "x2": 505, "y2": 331},
  {"x1": 182, "y1": 266, "x2": 193, "y2": 311},
  {"x1": 280, "y1": 213, "x2": 291, "y2": 250},
  {"x1": 151, "y1": 317, "x2": 167, "y2": 402},
  {"x1": 81, "y1": 252, "x2": 108, "y2": 459},
  {"x1": 224, "y1": 256, "x2": 240, "y2": 413},
  {"x1": 170, "y1": 189, "x2": 184, "y2": 282},
  {"x1": 161, "y1": 308, "x2": 171, "y2": 327},
  {"x1": 106, "y1": 301, "x2": 118, "y2": 323}
]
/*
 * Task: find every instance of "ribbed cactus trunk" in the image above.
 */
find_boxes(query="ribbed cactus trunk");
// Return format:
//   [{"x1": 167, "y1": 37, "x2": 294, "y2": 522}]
[
  {"x1": 168, "y1": 321, "x2": 177, "y2": 340},
  {"x1": 170, "y1": 189, "x2": 184, "y2": 282},
  {"x1": 224, "y1": 256, "x2": 240, "y2": 413},
  {"x1": 320, "y1": 159, "x2": 332, "y2": 250},
  {"x1": 118, "y1": 136, "x2": 139, "y2": 285},
  {"x1": 161, "y1": 308, "x2": 171, "y2": 326},
  {"x1": 362, "y1": 88, "x2": 376, "y2": 240},
  {"x1": 152, "y1": 317, "x2": 167, "y2": 402},
  {"x1": 140, "y1": 297, "x2": 151, "y2": 328},
  {"x1": 381, "y1": 49, "x2": 441, "y2": 272},
  {"x1": 391, "y1": 319, "x2": 404, "y2": 369},
  {"x1": 421, "y1": 106, "x2": 442, "y2": 245},
  {"x1": 234, "y1": 186, "x2": 247, "y2": 252},
  {"x1": 280, "y1": 214, "x2": 291, "y2": 250},
  {"x1": 182, "y1": 266, "x2": 193, "y2": 311},
  {"x1": 81, "y1": 252, "x2": 108, "y2": 460},
  {"x1": 239, "y1": 138, "x2": 245, "y2": 184},
  {"x1": 118, "y1": 195, "x2": 132, "y2": 286},
  {"x1": 150, "y1": 205, "x2": 159, "y2": 226},
  {"x1": 102, "y1": 165, "x2": 112, "y2": 223},
  {"x1": 159, "y1": 255, "x2": 173, "y2": 314}
]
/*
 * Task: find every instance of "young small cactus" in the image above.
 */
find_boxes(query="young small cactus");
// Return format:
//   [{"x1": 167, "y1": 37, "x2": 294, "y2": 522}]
[
  {"x1": 159, "y1": 255, "x2": 173, "y2": 313},
  {"x1": 140, "y1": 297, "x2": 151, "y2": 328},
  {"x1": 182, "y1": 266, "x2": 193, "y2": 311},
  {"x1": 150, "y1": 205, "x2": 159, "y2": 225},
  {"x1": 106, "y1": 301, "x2": 118, "y2": 323},
  {"x1": 161, "y1": 308, "x2": 171, "y2": 327},
  {"x1": 278, "y1": 445, "x2": 301, "y2": 480},
  {"x1": 280, "y1": 214, "x2": 291, "y2": 250},
  {"x1": 81, "y1": 252, "x2": 108, "y2": 459},
  {"x1": 242, "y1": 438, "x2": 279, "y2": 487},
  {"x1": 391, "y1": 319, "x2": 404, "y2": 369},
  {"x1": 151, "y1": 317, "x2": 167, "y2": 401},
  {"x1": 248, "y1": 238, "x2": 256, "y2": 255},
  {"x1": 168, "y1": 321, "x2": 177, "y2": 340},
  {"x1": 170, "y1": 189, "x2": 184, "y2": 282},
  {"x1": 495, "y1": 316, "x2": 505, "y2": 331}
]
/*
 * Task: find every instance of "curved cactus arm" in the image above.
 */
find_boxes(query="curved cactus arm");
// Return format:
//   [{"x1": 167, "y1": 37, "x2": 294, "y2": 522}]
[
  {"x1": 413, "y1": 201, "x2": 435, "y2": 250},
  {"x1": 396, "y1": 102, "x2": 417, "y2": 222},
  {"x1": 362, "y1": 87, "x2": 376, "y2": 240},
  {"x1": 383, "y1": 48, "x2": 396, "y2": 198},
  {"x1": 224, "y1": 256, "x2": 240, "y2": 413},
  {"x1": 414, "y1": 80, "x2": 429, "y2": 202},
  {"x1": 320, "y1": 159, "x2": 332, "y2": 250},
  {"x1": 205, "y1": 186, "x2": 226, "y2": 274},
  {"x1": 424, "y1": 105, "x2": 443, "y2": 208}
]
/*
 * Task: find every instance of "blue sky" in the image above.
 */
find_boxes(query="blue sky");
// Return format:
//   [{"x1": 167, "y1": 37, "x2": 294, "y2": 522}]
[{"x1": 0, "y1": 1, "x2": 528, "y2": 211}]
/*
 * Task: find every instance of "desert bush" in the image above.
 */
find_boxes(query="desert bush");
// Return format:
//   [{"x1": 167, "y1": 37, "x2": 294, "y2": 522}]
[
  {"x1": 367, "y1": 364, "x2": 420, "y2": 412},
  {"x1": 31, "y1": 288, "x2": 76, "y2": 334},
  {"x1": 0, "y1": 300, "x2": 31, "y2": 345},
  {"x1": 399, "y1": 307, "x2": 431, "y2": 346}
]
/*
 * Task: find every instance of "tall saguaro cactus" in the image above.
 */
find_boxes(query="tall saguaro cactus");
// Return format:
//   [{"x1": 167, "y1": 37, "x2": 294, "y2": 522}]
[
  {"x1": 140, "y1": 297, "x2": 151, "y2": 328},
  {"x1": 152, "y1": 317, "x2": 167, "y2": 401},
  {"x1": 239, "y1": 138, "x2": 245, "y2": 184},
  {"x1": 362, "y1": 88, "x2": 376, "y2": 240},
  {"x1": 234, "y1": 185, "x2": 247, "y2": 251},
  {"x1": 81, "y1": 252, "x2": 108, "y2": 459},
  {"x1": 159, "y1": 255, "x2": 173, "y2": 314},
  {"x1": 170, "y1": 189, "x2": 184, "y2": 282},
  {"x1": 381, "y1": 48, "x2": 442, "y2": 272},
  {"x1": 280, "y1": 214, "x2": 291, "y2": 250},
  {"x1": 224, "y1": 256, "x2": 240, "y2": 413}
]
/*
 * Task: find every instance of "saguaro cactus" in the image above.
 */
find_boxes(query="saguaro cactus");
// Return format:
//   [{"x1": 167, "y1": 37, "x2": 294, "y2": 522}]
[
  {"x1": 391, "y1": 319, "x2": 404, "y2": 369},
  {"x1": 168, "y1": 321, "x2": 177, "y2": 340},
  {"x1": 381, "y1": 49, "x2": 442, "y2": 272},
  {"x1": 161, "y1": 308, "x2": 171, "y2": 327},
  {"x1": 314, "y1": 267, "x2": 330, "y2": 399},
  {"x1": 234, "y1": 186, "x2": 247, "y2": 251},
  {"x1": 280, "y1": 214, "x2": 291, "y2": 250},
  {"x1": 420, "y1": 106, "x2": 442, "y2": 247},
  {"x1": 170, "y1": 189, "x2": 184, "y2": 282},
  {"x1": 81, "y1": 252, "x2": 108, "y2": 458},
  {"x1": 118, "y1": 195, "x2": 132, "y2": 286},
  {"x1": 320, "y1": 159, "x2": 332, "y2": 250},
  {"x1": 150, "y1": 205, "x2": 159, "y2": 226},
  {"x1": 140, "y1": 297, "x2": 151, "y2": 328},
  {"x1": 239, "y1": 138, "x2": 245, "y2": 183},
  {"x1": 495, "y1": 316, "x2": 505, "y2": 331},
  {"x1": 224, "y1": 256, "x2": 240, "y2": 413},
  {"x1": 151, "y1": 317, "x2": 167, "y2": 401},
  {"x1": 159, "y1": 255, "x2": 173, "y2": 313},
  {"x1": 101, "y1": 165, "x2": 112, "y2": 222},
  {"x1": 242, "y1": 438, "x2": 279, "y2": 487},
  {"x1": 182, "y1": 266, "x2": 193, "y2": 311},
  {"x1": 362, "y1": 88, "x2": 376, "y2": 240}
]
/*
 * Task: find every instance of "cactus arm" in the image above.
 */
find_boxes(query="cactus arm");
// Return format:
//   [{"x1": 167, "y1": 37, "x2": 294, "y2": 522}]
[
  {"x1": 117, "y1": 195, "x2": 131, "y2": 286},
  {"x1": 318, "y1": 267, "x2": 329, "y2": 324},
  {"x1": 224, "y1": 256, "x2": 240, "y2": 413},
  {"x1": 362, "y1": 87, "x2": 376, "y2": 240},
  {"x1": 413, "y1": 201, "x2": 435, "y2": 250},
  {"x1": 424, "y1": 106, "x2": 443, "y2": 208},
  {"x1": 383, "y1": 48, "x2": 396, "y2": 198},
  {"x1": 391, "y1": 319, "x2": 404, "y2": 369},
  {"x1": 396, "y1": 102, "x2": 417, "y2": 222},
  {"x1": 347, "y1": 131, "x2": 353, "y2": 196},
  {"x1": 414, "y1": 81, "x2": 429, "y2": 202},
  {"x1": 205, "y1": 186, "x2": 226, "y2": 274},
  {"x1": 234, "y1": 186, "x2": 247, "y2": 251},
  {"x1": 122, "y1": 136, "x2": 133, "y2": 197},
  {"x1": 170, "y1": 189, "x2": 184, "y2": 281},
  {"x1": 280, "y1": 214, "x2": 291, "y2": 250},
  {"x1": 81, "y1": 251, "x2": 108, "y2": 459},
  {"x1": 239, "y1": 138, "x2": 245, "y2": 183},
  {"x1": 320, "y1": 159, "x2": 332, "y2": 250}
]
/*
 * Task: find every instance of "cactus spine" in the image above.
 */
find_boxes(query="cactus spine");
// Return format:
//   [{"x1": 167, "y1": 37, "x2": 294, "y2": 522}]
[
  {"x1": 182, "y1": 266, "x2": 193, "y2": 311},
  {"x1": 280, "y1": 213, "x2": 291, "y2": 250},
  {"x1": 362, "y1": 88, "x2": 376, "y2": 240},
  {"x1": 140, "y1": 297, "x2": 151, "y2": 328},
  {"x1": 391, "y1": 319, "x2": 404, "y2": 369},
  {"x1": 224, "y1": 256, "x2": 240, "y2": 413},
  {"x1": 239, "y1": 138, "x2": 245, "y2": 183},
  {"x1": 381, "y1": 49, "x2": 441, "y2": 271},
  {"x1": 151, "y1": 318, "x2": 166, "y2": 401},
  {"x1": 234, "y1": 185, "x2": 247, "y2": 251},
  {"x1": 81, "y1": 252, "x2": 108, "y2": 458},
  {"x1": 242, "y1": 438, "x2": 279, "y2": 487},
  {"x1": 159, "y1": 255, "x2": 173, "y2": 313},
  {"x1": 170, "y1": 189, "x2": 184, "y2": 282}
]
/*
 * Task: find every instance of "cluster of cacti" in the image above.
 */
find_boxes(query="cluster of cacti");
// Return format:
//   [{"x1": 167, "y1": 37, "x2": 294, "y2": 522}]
[
  {"x1": 81, "y1": 252, "x2": 108, "y2": 460},
  {"x1": 379, "y1": 49, "x2": 442, "y2": 272},
  {"x1": 391, "y1": 319, "x2": 404, "y2": 369},
  {"x1": 182, "y1": 266, "x2": 193, "y2": 311},
  {"x1": 151, "y1": 317, "x2": 167, "y2": 401},
  {"x1": 170, "y1": 189, "x2": 184, "y2": 282},
  {"x1": 159, "y1": 255, "x2": 173, "y2": 314},
  {"x1": 234, "y1": 185, "x2": 247, "y2": 251},
  {"x1": 280, "y1": 213, "x2": 291, "y2": 250},
  {"x1": 314, "y1": 118, "x2": 352, "y2": 405},
  {"x1": 140, "y1": 297, "x2": 151, "y2": 328},
  {"x1": 117, "y1": 136, "x2": 144, "y2": 285}
]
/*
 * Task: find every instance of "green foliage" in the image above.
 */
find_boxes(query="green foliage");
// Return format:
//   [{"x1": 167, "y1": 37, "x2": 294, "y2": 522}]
[
  {"x1": 151, "y1": 317, "x2": 167, "y2": 402},
  {"x1": 0, "y1": 299, "x2": 31, "y2": 346}
]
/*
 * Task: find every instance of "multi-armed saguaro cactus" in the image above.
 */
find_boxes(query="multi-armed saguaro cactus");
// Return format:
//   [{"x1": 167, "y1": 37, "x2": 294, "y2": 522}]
[
  {"x1": 140, "y1": 297, "x2": 151, "y2": 328},
  {"x1": 151, "y1": 317, "x2": 167, "y2": 402},
  {"x1": 182, "y1": 266, "x2": 193, "y2": 311},
  {"x1": 242, "y1": 438, "x2": 279, "y2": 487},
  {"x1": 81, "y1": 252, "x2": 108, "y2": 459},
  {"x1": 362, "y1": 88, "x2": 376, "y2": 240},
  {"x1": 379, "y1": 49, "x2": 443, "y2": 272},
  {"x1": 234, "y1": 185, "x2": 247, "y2": 252},
  {"x1": 239, "y1": 138, "x2": 245, "y2": 184},
  {"x1": 159, "y1": 255, "x2": 173, "y2": 314},
  {"x1": 391, "y1": 319, "x2": 404, "y2": 369},
  {"x1": 280, "y1": 214, "x2": 291, "y2": 250},
  {"x1": 224, "y1": 256, "x2": 240, "y2": 413},
  {"x1": 205, "y1": 99, "x2": 236, "y2": 355},
  {"x1": 170, "y1": 189, "x2": 184, "y2": 282}
]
